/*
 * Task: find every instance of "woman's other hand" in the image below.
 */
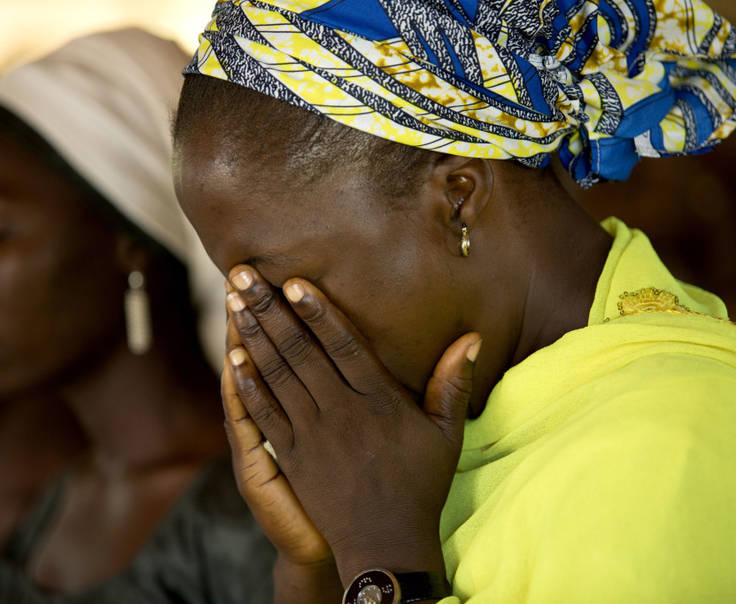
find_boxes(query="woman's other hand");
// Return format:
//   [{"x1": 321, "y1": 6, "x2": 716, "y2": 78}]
[
  {"x1": 224, "y1": 265, "x2": 481, "y2": 586},
  {"x1": 222, "y1": 319, "x2": 342, "y2": 603}
]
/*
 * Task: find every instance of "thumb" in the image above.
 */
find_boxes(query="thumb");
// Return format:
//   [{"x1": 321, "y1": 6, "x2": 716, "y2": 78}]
[{"x1": 423, "y1": 332, "x2": 482, "y2": 443}]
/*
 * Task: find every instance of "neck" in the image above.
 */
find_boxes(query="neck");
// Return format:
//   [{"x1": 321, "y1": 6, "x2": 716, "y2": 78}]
[
  {"x1": 513, "y1": 182, "x2": 612, "y2": 365},
  {"x1": 467, "y1": 172, "x2": 612, "y2": 417},
  {"x1": 61, "y1": 337, "x2": 225, "y2": 476},
  {"x1": 0, "y1": 395, "x2": 84, "y2": 493}
]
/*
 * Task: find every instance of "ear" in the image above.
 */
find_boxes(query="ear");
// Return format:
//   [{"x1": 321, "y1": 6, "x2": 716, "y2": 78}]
[
  {"x1": 115, "y1": 232, "x2": 149, "y2": 276},
  {"x1": 428, "y1": 155, "x2": 494, "y2": 246},
  {"x1": 431, "y1": 155, "x2": 495, "y2": 253}
]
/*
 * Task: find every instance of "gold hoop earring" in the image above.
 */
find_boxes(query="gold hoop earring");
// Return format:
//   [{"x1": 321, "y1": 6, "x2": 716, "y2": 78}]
[{"x1": 460, "y1": 223, "x2": 471, "y2": 257}]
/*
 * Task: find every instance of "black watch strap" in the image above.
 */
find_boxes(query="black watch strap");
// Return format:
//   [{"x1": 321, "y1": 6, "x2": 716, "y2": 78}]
[
  {"x1": 343, "y1": 568, "x2": 451, "y2": 604},
  {"x1": 399, "y1": 572, "x2": 452, "y2": 603}
]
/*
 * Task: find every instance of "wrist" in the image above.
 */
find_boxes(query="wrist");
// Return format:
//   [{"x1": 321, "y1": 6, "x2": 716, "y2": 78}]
[
  {"x1": 334, "y1": 538, "x2": 445, "y2": 588},
  {"x1": 342, "y1": 569, "x2": 451, "y2": 604},
  {"x1": 274, "y1": 555, "x2": 343, "y2": 604}
]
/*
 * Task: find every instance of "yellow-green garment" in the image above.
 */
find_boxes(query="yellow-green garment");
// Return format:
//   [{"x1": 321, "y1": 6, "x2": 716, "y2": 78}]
[{"x1": 440, "y1": 218, "x2": 736, "y2": 603}]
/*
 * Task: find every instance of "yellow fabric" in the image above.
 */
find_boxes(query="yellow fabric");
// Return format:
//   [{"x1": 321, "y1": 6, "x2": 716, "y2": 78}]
[{"x1": 439, "y1": 218, "x2": 736, "y2": 603}]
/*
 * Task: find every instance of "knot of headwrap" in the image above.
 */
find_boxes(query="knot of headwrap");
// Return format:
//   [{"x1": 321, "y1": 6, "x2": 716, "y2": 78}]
[{"x1": 186, "y1": 0, "x2": 736, "y2": 186}]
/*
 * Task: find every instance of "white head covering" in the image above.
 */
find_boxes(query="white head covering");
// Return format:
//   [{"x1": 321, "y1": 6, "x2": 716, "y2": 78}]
[{"x1": 0, "y1": 28, "x2": 225, "y2": 369}]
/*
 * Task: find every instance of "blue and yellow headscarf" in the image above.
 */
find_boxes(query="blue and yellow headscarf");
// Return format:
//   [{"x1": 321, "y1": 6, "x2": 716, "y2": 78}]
[{"x1": 186, "y1": 0, "x2": 736, "y2": 186}]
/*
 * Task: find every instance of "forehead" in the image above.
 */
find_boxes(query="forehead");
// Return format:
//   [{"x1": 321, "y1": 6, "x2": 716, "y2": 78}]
[{"x1": 174, "y1": 120, "x2": 377, "y2": 277}]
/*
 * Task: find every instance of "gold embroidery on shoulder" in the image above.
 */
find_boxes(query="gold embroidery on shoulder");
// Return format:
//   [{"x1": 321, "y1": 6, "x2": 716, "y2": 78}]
[
  {"x1": 613, "y1": 287, "x2": 735, "y2": 325},
  {"x1": 617, "y1": 287, "x2": 691, "y2": 316}
]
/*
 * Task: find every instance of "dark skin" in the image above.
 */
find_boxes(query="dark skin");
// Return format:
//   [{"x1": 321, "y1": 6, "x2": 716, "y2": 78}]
[
  {"x1": 0, "y1": 129, "x2": 225, "y2": 593},
  {"x1": 175, "y1": 114, "x2": 612, "y2": 602},
  {"x1": 0, "y1": 392, "x2": 85, "y2": 549}
]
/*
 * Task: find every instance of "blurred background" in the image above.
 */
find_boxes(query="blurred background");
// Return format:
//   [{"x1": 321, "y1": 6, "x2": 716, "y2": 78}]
[
  {"x1": 572, "y1": 136, "x2": 736, "y2": 316},
  {"x1": 0, "y1": 0, "x2": 212, "y2": 71}
]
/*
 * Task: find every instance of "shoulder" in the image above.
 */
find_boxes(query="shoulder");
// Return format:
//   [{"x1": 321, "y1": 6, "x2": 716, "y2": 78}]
[
  {"x1": 513, "y1": 353, "x2": 736, "y2": 600},
  {"x1": 534, "y1": 349, "x2": 736, "y2": 520}
]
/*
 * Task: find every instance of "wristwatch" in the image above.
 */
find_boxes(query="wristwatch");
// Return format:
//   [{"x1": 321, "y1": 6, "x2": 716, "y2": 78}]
[{"x1": 342, "y1": 569, "x2": 451, "y2": 604}]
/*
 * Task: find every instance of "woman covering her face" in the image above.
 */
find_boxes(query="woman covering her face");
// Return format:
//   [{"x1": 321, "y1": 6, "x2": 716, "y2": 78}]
[
  {"x1": 0, "y1": 29, "x2": 274, "y2": 603},
  {"x1": 174, "y1": 2, "x2": 736, "y2": 603}
]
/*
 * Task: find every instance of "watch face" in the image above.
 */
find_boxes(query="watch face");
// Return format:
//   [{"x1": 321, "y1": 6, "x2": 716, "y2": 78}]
[
  {"x1": 343, "y1": 569, "x2": 400, "y2": 604},
  {"x1": 357, "y1": 584, "x2": 383, "y2": 604}
]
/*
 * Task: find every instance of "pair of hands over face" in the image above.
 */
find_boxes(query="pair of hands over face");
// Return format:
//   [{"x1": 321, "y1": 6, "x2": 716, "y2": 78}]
[{"x1": 222, "y1": 264, "x2": 481, "y2": 599}]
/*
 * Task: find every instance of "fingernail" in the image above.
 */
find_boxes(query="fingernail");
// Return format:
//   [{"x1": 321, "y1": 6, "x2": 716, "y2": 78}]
[
  {"x1": 231, "y1": 269, "x2": 253, "y2": 291},
  {"x1": 284, "y1": 282, "x2": 305, "y2": 304},
  {"x1": 228, "y1": 347, "x2": 248, "y2": 367},
  {"x1": 226, "y1": 292, "x2": 246, "y2": 312},
  {"x1": 466, "y1": 338, "x2": 482, "y2": 363}
]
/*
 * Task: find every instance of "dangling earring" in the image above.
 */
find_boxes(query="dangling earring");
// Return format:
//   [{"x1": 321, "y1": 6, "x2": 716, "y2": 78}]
[
  {"x1": 124, "y1": 270, "x2": 152, "y2": 355},
  {"x1": 460, "y1": 223, "x2": 471, "y2": 257}
]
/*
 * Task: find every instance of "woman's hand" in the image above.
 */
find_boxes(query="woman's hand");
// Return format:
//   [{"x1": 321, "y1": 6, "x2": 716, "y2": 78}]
[
  {"x1": 225, "y1": 265, "x2": 481, "y2": 586},
  {"x1": 222, "y1": 320, "x2": 343, "y2": 603}
]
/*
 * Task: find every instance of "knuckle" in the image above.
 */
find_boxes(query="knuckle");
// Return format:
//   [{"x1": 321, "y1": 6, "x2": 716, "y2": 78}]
[
  {"x1": 438, "y1": 389, "x2": 461, "y2": 412},
  {"x1": 367, "y1": 391, "x2": 401, "y2": 416},
  {"x1": 435, "y1": 378, "x2": 472, "y2": 412},
  {"x1": 278, "y1": 330, "x2": 313, "y2": 366},
  {"x1": 248, "y1": 288, "x2": 278, "y2": 317},
  {"x1": 250, "y1": 404, "x2": 279, "y2": 428},
  {"x1": 446, "y1": 374, "x2": 474, "y2": 397},
  {"x1": 235, "y1": 316, "x2": 264, "y2": 342},
  {"x1": 325, "y1": 333, "x2": 361, "y2": 361},
  {"x1": 234, "y1": 373, "x2": 260, "y2": 398},
  {"x1": 299, "y1": 300, "x2": 327, "y2": 324},
  {"x1": 259, "y1": 357, "x2": 294, "y2": 388}
]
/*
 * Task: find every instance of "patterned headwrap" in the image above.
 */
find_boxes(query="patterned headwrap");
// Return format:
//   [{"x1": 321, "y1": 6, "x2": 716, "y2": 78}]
[{"x1": 185, "y1": 0, "x2": 736, "y2": 186}]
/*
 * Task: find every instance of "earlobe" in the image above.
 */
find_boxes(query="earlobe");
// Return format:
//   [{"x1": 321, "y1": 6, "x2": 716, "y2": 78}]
[{"x1": 115, "y1": 233, "x2": 150, "y2": 276}]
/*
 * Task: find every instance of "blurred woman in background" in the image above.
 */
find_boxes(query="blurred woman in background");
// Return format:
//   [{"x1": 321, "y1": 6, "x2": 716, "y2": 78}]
[
  {"x1": 0, "y1": 28, "x2": 273, "y2": 602},
  {"x1": 0, "y1": 393, "x2": 84, "y2": 550}
]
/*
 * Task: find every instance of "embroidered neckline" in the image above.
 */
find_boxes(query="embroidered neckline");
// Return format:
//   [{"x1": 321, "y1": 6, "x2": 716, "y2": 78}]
[{"x1": 609, "y1": 287, "x2": 734, "y2": 325}]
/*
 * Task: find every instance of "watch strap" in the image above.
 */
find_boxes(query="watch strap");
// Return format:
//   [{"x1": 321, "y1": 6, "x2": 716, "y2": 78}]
[
  {"x1": 397, "y1": 572, "x2": 451, "y2": 603},
  {"x1": 343, "y1": 568, "x2": 451, "y2": 604}
]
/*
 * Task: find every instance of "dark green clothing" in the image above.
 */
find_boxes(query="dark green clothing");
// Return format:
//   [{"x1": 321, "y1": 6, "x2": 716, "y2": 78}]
[{"x1": 1, "y1": 457, "x2": 275, "y2": 604}]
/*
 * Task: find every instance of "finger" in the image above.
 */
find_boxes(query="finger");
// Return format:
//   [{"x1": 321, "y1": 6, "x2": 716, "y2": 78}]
[
  {"x1": 282, "y1": 279, "x2": 393, "y2": 395},
  {"x1": 229, "y1": 439, "x2": 330, "y2": 564},
  {"x1": 227, "y1": 293, "x2": 319, "y2": 419},
  {"x1": 227, "y1": 346, "x2": 293, "y2": 451},
  {"x1": 223, "y1": 362, "x2": 330, "y2": 562},
  {"x1": 423, "y1": 333, "x2": 481, "y2": 444},
  {"x1": 228, "y1": 266, "x2": 341, "y2": 396},
  {"x1": 222, "y1": 361, "x2": 279, "y2": 490},
  {"x1": 222, "y1": 359, "x2": 252, "y2": 425},
  {"x1": 226, "y1": 314, "x2": 242, "y2": 364},
  {"x1": 222, "y1": 362, "x2": 282, "y2": 513}
]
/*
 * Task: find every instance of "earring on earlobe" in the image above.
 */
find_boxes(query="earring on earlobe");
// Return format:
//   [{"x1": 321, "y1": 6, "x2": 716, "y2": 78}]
[
  {"x1": 124, "y1": 270, "x2": 152, "y2": 355},
  {"x1": 460, "y1": 223, "x2": 471, "y2": 257}
]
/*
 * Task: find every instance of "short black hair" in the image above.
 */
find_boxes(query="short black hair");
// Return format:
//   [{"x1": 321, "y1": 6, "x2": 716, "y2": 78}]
[{"x1": 174, "y1": 75, "x2": 437, "y2": 203}]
